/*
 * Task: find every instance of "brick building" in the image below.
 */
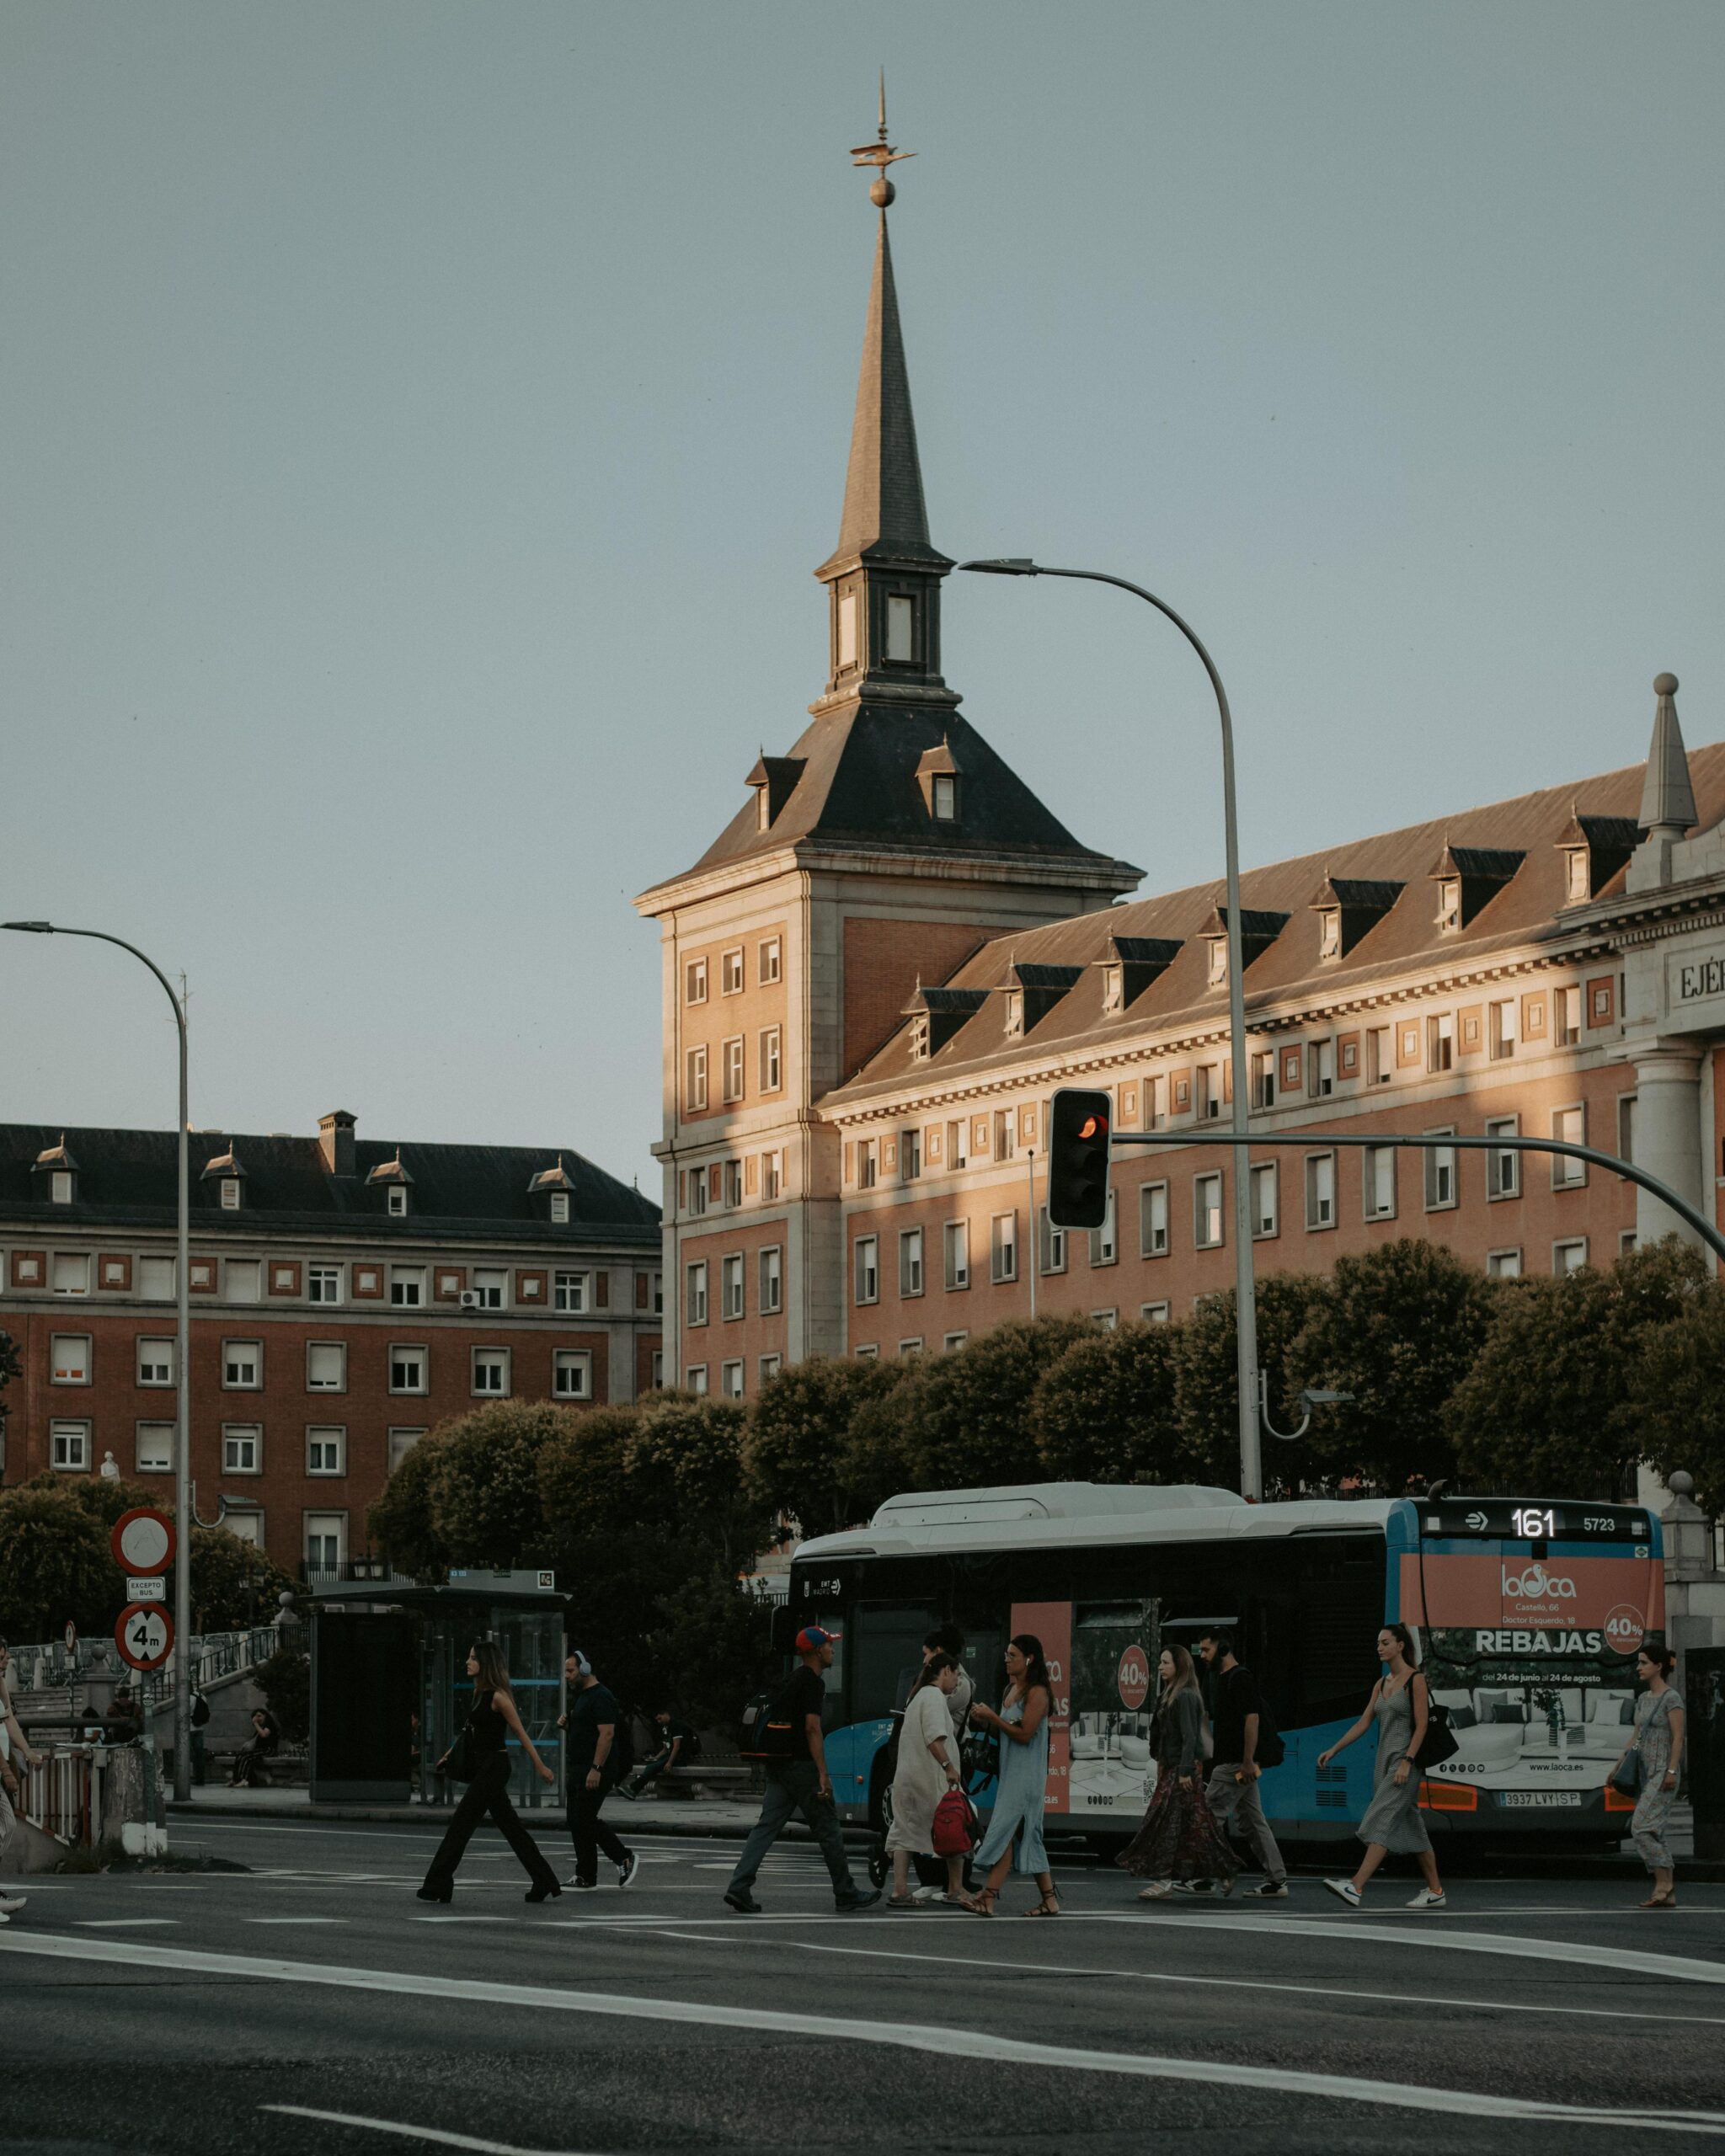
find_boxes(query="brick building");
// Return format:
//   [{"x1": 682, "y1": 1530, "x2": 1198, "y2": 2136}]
[
  {"x1": 0, "y1": 1110, "x2": 661, "y2": 1574},
  {"x1": 638, "y1": 148, "x2": 1725, "y2": 1392}
]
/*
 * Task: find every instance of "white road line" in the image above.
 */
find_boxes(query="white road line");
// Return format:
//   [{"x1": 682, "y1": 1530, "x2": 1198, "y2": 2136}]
[
  {"x1": 642, "y1": 1929, "x2": 1725, "y2": 2031},
  {"x1": 5, "y1": 1933, "x2": 1724, "y2": 2137},
  {"x1": 74, "y1": 1919, "x2": 179, "y2": 1929},
  {"x1": 248, "y1": 1918, "x2": 350, "y2": 1926},
  {"x1": 259, "y1": 2103, "x2": 606, "y2": 2153},
  {"x1": 414, "y1": 1915, "x2": 517, "y2": 1924}
]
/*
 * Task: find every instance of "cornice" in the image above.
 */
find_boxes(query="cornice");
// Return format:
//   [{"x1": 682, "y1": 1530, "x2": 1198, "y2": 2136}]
[{"x1": 637, "y1": 838, "x2": 1139, "y2": 918}]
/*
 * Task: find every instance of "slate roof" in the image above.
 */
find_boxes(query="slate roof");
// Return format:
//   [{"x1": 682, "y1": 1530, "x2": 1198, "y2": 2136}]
[
  {"x1": 0, "y1": 1125, "x2": 660, "y2": 1245},
  {"x1": 829, "y1": 741, "x2": 1725, "y2": 1102}
]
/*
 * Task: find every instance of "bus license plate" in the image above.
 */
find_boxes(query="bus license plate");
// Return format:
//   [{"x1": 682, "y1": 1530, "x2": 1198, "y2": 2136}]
[{"x1": 1499, "y1": 1791, "x2": 1583, "y2": 1807}]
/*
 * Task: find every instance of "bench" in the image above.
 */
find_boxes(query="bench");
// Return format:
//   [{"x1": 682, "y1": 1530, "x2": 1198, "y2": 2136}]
[
  {"x1": 648, "y1": 1760, "x2": 756, "y2": 1801},
  {"x1": 208, "y1": 1742, "x2": 309, "y2": 1788}
]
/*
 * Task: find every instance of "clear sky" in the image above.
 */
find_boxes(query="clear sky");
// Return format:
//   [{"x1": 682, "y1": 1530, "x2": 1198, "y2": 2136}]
[{"x1": 4, "y1": 3, "x2": 1722, "y2": 1193}]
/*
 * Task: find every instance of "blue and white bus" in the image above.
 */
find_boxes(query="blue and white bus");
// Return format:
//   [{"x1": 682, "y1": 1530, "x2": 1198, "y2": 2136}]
[{"x1": 788, "y1": 1481, "x2": 1665, "y2": 1846}]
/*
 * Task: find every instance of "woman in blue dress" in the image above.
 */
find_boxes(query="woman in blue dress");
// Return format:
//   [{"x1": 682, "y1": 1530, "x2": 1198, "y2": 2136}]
[{"x1": 962, "y1": 1635, "x2": 1060, "y2": 1918}]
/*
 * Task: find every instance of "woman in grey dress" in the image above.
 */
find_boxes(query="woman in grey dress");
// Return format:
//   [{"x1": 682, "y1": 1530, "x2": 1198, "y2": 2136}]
[
  {"x1": 1609, "y1": 1643, "x2": 1686, "y2": 1908},
  {"x1": 1318, "y1": 1624, "x2": 1446, "y2": 1910}
]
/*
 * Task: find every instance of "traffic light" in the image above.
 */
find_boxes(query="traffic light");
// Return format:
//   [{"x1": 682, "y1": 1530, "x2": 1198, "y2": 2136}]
[{"x1": 1046, "y1": 1086, "x2": 1112, "y2": 1230}]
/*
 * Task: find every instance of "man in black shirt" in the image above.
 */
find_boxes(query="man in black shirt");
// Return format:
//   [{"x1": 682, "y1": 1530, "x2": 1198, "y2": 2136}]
[
  {"x1": 622, "y1": 1708, "x2": 697, "y2": 1800},
  {"x1": 1196, "y1": 1630, "x2": 1289, "y2": 1898},
  {"x1": 724, "y1": 1627, "x2": 879, "y2": 1915},
  {"x1": 558, "y1": 1651, "x2": 638, "y2": 1890}
]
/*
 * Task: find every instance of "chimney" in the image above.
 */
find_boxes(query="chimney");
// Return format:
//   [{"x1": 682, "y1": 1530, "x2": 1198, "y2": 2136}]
[{"x1": 318, "y1": 1109, "x2": 356, "y2": 1178}]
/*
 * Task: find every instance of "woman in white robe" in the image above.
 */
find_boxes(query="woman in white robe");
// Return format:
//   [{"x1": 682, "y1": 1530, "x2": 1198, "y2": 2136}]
[{"x1": 885, "y1": 1656, "x2": 964, "y2": 1908}]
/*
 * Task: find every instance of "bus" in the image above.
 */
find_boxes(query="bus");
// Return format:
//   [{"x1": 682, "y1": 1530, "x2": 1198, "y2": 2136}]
[{"x1": 787, "y1": 1481, "x2": 1665, "y2": 1847}]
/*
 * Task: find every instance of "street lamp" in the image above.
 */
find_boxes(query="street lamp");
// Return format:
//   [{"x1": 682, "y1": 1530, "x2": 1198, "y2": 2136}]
[
  {"x1": 1261, "y1": 1382, "x2": 1354, "y2": 1444},
  {"x1": 957, "y1": 560, "x2": 1263, "y2": 1499},
  {"x1": 3, "y1": 921, "x2": 194, "y2": 1797}
]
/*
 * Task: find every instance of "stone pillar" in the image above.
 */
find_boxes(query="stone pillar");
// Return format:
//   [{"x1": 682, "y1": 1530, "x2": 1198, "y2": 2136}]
[{"x1": 1633, "y1": 1043, "x2": 1706, "y2": 1248}]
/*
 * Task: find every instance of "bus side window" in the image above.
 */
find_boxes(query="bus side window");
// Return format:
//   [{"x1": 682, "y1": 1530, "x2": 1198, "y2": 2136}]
[{"x1": 850, "y1": 1604, "x2": 937, "y2": 1722}]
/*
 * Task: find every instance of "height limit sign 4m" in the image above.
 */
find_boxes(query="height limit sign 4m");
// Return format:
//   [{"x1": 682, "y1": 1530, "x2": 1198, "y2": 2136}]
[{"x1": 112, "y1": 1506, "x2": 177, "y2": 1672}]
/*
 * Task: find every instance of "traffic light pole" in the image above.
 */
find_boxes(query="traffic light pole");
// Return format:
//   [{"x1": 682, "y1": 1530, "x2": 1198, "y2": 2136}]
[
  {"x1": 1109, "y1": 1128, "x2": 1725, "y2": 1270},
  {"x1": 959, "y1": 559, "x2": 1261, "y2": 1499}
]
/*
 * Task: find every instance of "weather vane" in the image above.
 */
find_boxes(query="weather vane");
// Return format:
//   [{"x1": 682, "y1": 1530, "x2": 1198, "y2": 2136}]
[{"x1": 851, "y1": 70, "x2": 914, "y2": 207}]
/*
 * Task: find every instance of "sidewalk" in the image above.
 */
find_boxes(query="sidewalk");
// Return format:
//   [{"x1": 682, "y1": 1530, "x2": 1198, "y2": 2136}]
[{"x1": 166, "y1": 1781, "x2": 774, "y2": 1838}]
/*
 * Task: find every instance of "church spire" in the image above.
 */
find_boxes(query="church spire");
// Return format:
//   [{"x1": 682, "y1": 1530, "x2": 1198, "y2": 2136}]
[{"x1": 815, "y1": 83, "x2": 953, "y2": 703}]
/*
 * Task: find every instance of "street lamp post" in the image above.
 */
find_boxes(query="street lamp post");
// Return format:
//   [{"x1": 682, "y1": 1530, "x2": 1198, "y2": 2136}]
[
  {"x1": 3, "y1": 921, "x2": 194, "y2": 1796},
  {"x1": 958, "y1": 561, "x2": 1263, "y2": 1500}
]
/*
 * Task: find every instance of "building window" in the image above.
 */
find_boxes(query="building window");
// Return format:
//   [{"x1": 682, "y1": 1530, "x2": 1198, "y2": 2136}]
[
  {"x1": 1552, "y1": 1105, "x2": 1586, "y2": 1187},
  {"x1": 1140, "y1": 1182, "x2": 1170, "y2": 1257},
  {"x1": 723, "y1": 1158, "x2": 742, "y2": 1209},
  {"x1": 307, "y1": 1342, "x2": 346, "y2": 1392},
  {"x1": 1487, "y1": 1117, "x2": 1520, "y2": 1198},
  {"x1": 1092, "y1": 1309, "x2": 1118, "y2": 1331},
  {"x1": 220, "y1": 1177, "x2": 242, "y2": 1211},
  {"x1": 387, "y1": 1186, "x2": 409, "y2": 1218},
  {"x1": 387, "y1": 1428, "x2": 425, "y2": 1476},
  {"x1": 686, "y1": 1046, "x2": 708, "y2": 1114},
  {"x1": 1194, "y1": 1173, "x2": 1224, "y2": 1249},
  {"x1": 1309, "y1": 1039, "x2": 1335, "y2": 1097},
  {"x1": 1088, "y1": 1188, "x2": 1119, "y2": 1267},
  {"x1": 686, "y1": 1166, "x2": 707, "y2": 1215},
  {"x1": 1039, "y1": 1207, "x2": 1066, "y2": 1276},
  {"x1": 837, "y1": 590, "x2": 858, "y2": 668},
  {"x1": 758, "y1": 1026, "x2": 782, "y2": 1093},
  {"x1": 721, "y1": 1252, "x2": 745, "y2": 1321},
  {"x1": 553, "y1": 1350, "x2": 592, "y2": 1400},
  {"x1": 761, "y1": 1149, "x2": 783, "y2": 1201},
  {"x1": 553, "y1": 1270, "x2": 589, "y2": 1315},
  {"x1": 1621, "y1": 1228, "x2": 1638, "y2": 1255},
  {"x1": 721, "y1": 947, "x2": 744, "y2": 995},
  {"x1": 137, "y1": 1337, "x2": 174, "y2": 1386},
  {"x1": 759, "y1": 1244, "x2": 783, "y2": 1314},
  {"x1": 51, "y1": 1170, "x2": 74, "y2": 1204},
  {"x1": 1004, "y1": 991, "x2": 1024, "y2": 1039},
  {"x1": 307, "y1": 1263, "x2": 342, "y2": 1305},
  {"x1": 1207, "y1": 941, "x2": 1228, "y2": 988},
  {"x1": 1554, "y1": 985, "x2": 1582, "y2": 1048},
  {"x1": 51, "y1": 1419, "x2": 91, "y2": 1471},
  {"x1": 1428, "y1": 1013, "x2": 1455, "y2": 1074},
  {"x1": 1197, "y1": 1063, "x2": 1222, "y2": 1121},
  {"x1": 1251, "y1": 1163, "x2": 1278, "y2": 1240},
  {"x1": 1489, "y1": 998, "x2": 1517, "y2": 1060},
  {"x1": 990, "y1": 1212, "x2": 1017, "y2": 1283},
  {"x1": 685, "y1": 1364, "x2": 709, "y2": 1394},
  {"x1": 223, "y1": 1340, "x2": 262, "y2": 1390},
  {"x1": 931, "y1": 772, "x2": 956, "y2": 821},
  {"x1": 1251, "y1": 1051, "x2": 1276, "y2": 1110},
  {"x1": 471, "y1": 1348, "x2": 510, "y2": 1397},
  {"x1": 303, "y1": 1513, "x2": 346, "y2": 1572},
  {"x1": 1423, "y1": 1130, "x2": 1458, "y2": 1210},
  {"x1": 1618, "y1": 1095, "x2": 1637, "y2": 1169},
  {"x1": 686, "y1": 957, "x2": 708, "y2": 1005},
  {"x1": 307, "y1": 1428, "x2": 346, "y2": 1476},
  {"x1": 1367, "y1": 1025, "x2": 1393, "y2": 1086},
  {"x1": 1436, "y1": 878, "x2": 1461, "y2": 932},
  {"x1": 1364, "y1": 1145, "x2": 1397, "y2": 1221},
  {"x1": 466, "y1": 1267, "x2": 503, "y2": 1311},
  {"x1": 758, "y1": 1353, "x2": 782, "y2": 1386},
  {"x1": 1103, "y1": 965, "x2": 1124, "y2": 1013},
  {"x1": 1487, "y1": 1249, "x2": 1523, "y2": 1278},
  {"x1": 942, "y1": 1331, "x2": 969, "y2": 1351},
  {"x1": 759, "y1": 936, "x2": 782, "y2": 985},
  {"x1": 1554, "y1": 1238, "x2": 1589, "y2": 1275},
  {"x1": 52, "y1": 1253, "x2": 90, "y2": 1296},
  {"x1": 947, "y1": 1118, "x2": 969, "y2": 1170},
  {"x1": 900, "y1": 1128, "x2": 921, "y2": 1181},
  {"x1": 721, "y1": 1037, "x2": 745, "y2": 1104},
  {"x1": 389, "y1": 1267, "x2": 425, "y2": 1309},
  {"x1": 854, "y1": 1235, "x2": 880, "y2": 1305},
  {"x1": 222, "y1": 1425, "x2": 261, "y2": 1474},
  {"x1": 1141, "y1": 1302, "x2": 1171, "y2": 1324},
  {"x1": 943, "y1": 1220, "x2": 969, "y2": 1290},
  {"x1": 1306, "y1": 1154, "x2": 1336, "y2": 1230},
  {"x1": 886, "y1": 593, "x2": 915, "y2": 661},
  {"x1": 1319, "y1": 910, "x2": 1342, "y2": 960},
  {"x1": 136, "y1": 1422, "x2": 174, "y2": 1474},
  {"x1": 993, "y1": 1109, "x2": 1015, "y2": 1161},
  {"x1": 1145, "y1": 1075, "x2": 1167, "y2": 1129},
  {"x1": 389, "y1": 1346, "x2": 428, "y2": 1395},
  {"x1": 686, "y1": 1261, "x2": 708, "y2": 1326},
  {"x1": 716, "y1": 1359, "x2": 741, "y2": 1400},
  {"x1": 857, "y1": 1139, "x2": 878, "y2": 1189},
  {"x1": 899, "y1": 1227, "x2": 924, "y2": 1298},
  {"x1": 224, "y1": 1258, "x2": 260, "y2": 1303},
  {"x1": 137, "y1": 1256, "x2": 175, "y2": 1301},
  {"x1": 51, "y1": 1333, "x2": 92, "y2": 1385}
]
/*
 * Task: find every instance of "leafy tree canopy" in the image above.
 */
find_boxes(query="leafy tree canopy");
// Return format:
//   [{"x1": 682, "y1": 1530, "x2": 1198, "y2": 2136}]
[
  {"x1": 1033, "y1": 1321, "x2": 1191, "y2": 1484},
  {"x1": 895, "y1": 1315, "x2": 1092, "y2": 1492},
  {"x1": 745, "y1": 1355, "x2": 909, "y2": 1535}
]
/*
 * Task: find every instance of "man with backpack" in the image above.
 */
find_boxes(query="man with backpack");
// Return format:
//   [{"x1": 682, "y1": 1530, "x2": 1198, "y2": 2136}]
[
  {"x1": 558, "y1": 1650, "x2": 639, "y2": 1891},
  {"x1": 724, "y1": 1627, "x2": 880, "y2": 1915},
  {"x1": 1194, "y1": 1630, "x2": 1290, "y2": 1899}
]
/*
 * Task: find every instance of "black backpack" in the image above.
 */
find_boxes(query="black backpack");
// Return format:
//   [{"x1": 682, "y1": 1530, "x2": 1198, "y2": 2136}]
[
  {"x1": 1254, "y1": 1690, "x2": 1286, "y2": 1771},
  {"x1": 608, "y1": 1710, "x2": 637, "y2": 1781},
  {"x1": 740, "y1": 1681, "x2": 798, "y2": 1761}
]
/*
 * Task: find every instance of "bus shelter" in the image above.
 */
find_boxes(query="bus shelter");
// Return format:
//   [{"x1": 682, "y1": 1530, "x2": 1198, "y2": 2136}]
[{"x1": 307, "y1": 1570, "x2": 565, "y2": 1806}]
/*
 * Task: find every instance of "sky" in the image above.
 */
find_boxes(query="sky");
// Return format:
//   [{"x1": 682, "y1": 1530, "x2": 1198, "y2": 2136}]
[{"x1": 4, "y1": 3, "x2": 1722, "y2": 1194}]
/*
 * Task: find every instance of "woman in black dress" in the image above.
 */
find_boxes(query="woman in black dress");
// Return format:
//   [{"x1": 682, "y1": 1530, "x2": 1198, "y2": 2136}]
[
  {"x1": 1117, "y1": 1644, "x2": 1239, "y2": 1898},
  {"x1": 418, "y1": 1642, "x2": 561, "y2": 1903}
]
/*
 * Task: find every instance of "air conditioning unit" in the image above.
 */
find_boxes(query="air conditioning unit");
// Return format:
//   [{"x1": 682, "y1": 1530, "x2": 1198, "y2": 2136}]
[{"x1": 458, "y1": 1290, "x2": 482, "y2": 1310}]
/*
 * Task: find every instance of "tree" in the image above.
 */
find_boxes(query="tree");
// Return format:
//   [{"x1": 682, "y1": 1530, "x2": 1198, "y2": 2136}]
[
  {"x1": 0, "y1": 1482, "x2": 115, "y2": 1638},
  {"x1": 190, "y1": 1526, "x2": 296, "y2": 1632},
  {"x1": 1453, "y1": 1238, "x2": 1717, "y2": 1499},
  {"x1": 1033, "y1": 1321, "x2": 1192, "y2": 1483},
  {"x1": 896, "y1": 1316, "x2": 1092, "y2": 1491},
  {"x1": 1172, "y1": 1273, "x2": 1327, "y2": 1491},
  {"x1": 366, "y1": 1430, "x2": 450, "y2": 1581},
  {"x1": 1633, "y1": 1286, "x2": 1725, "y2": 1514},
  {"x1": 1289, "y1": 1240, "x2": 1495, "y2": 1490},
  {"x1": 254, "y1": 1643, "x2": 311, "y2": 1742},
  {"x1": 429, "y1": 1401, "x2": 576, "y2": 1568},
  {"x1": 624, "y1": 1395, "x2": 765, "y2": 1568},
  {"x1": 745, "y1": 1355, "x2": 911, "y2": 1534}
]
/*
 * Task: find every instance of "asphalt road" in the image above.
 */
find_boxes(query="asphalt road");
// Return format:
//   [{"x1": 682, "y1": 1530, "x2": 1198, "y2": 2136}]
[{"x1": 5, "y1": 1812, "x2": 1725, "y2": 2155}]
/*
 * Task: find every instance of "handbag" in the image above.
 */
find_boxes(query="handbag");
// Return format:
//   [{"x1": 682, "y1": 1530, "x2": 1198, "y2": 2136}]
[
  {"x1": 1610, "y1": 1748, "x2": 1644, "y2": 1799},
  {"x1": 960, "y1": 1726, "x2": 1001, "y2": 1785},
  {"x1": 1413, "y1": 1701, "x2": 1459, "y2": 1771}
]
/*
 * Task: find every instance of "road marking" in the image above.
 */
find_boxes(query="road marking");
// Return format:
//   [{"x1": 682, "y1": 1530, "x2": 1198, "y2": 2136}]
[
  {"x1": 248, "y1": 1917, "x2": 350, "y2": 1926},
  {"x1": 74, "y1": 1919, "x2": 179, "y2": 1928},
  {"x1": 644, "y1": 1930, "x2": 1725, "y2": 2031},
  {"x1": 6, "y1": 1934, "x2": 1725, "y2": 2136},
  {"x1": 260, "y1": 2103, "x2": 606, "y2": 2153},
  {"x1": 414, "y1": 1915, "x2": 515, "y2": 1924}
]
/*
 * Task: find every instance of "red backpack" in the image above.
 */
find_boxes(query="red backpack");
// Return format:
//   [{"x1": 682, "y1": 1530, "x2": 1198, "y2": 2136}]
[{"x1": 932, "y1": 1788, "x2": 979, "y2": 1857}]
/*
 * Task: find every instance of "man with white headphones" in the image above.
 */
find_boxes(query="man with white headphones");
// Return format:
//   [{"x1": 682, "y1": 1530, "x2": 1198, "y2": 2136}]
[{"x1": 558, "y1": 1650, "x2": 638, "y2": 1891}]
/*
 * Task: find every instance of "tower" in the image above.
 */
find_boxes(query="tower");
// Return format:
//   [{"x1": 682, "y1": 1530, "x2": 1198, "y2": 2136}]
[{"x1": 635, "y1": 98, "x2": 1140, "y2": 1386}]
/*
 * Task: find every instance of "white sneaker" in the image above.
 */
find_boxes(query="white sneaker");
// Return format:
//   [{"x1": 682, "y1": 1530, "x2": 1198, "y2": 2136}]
[
  {"x1": 0, "y1": 1894, "x2": 26, "y2": 1914},
  {"x1": 911, "y1": 1886, "x2": 941, "y2": 1903},
  {"x1": 1137, "y1": 1881, "x2": 1172, "y2": 1900},
  {"x1": 1324, "y1": 1877, "x2": 1361, "y2": 1908},
  {"x1": 1406, "y1": 1886, "x2": 1446, "y2": 1908}
]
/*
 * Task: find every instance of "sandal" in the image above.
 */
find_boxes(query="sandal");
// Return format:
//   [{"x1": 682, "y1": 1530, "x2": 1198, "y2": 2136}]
[
  {"x1": 1641, "y1": 1892, "x2": 1678, "y2": 1909},
  {"x1": 1022, "y1": 1892, "x2": 1062, "y2": 1918},
  {"x1": 885, "y1": 1892, "x2": 919, "y2": 1909},
  {"x1": 960, "y1": 1889, "x2": 996, "y2": 1918}
]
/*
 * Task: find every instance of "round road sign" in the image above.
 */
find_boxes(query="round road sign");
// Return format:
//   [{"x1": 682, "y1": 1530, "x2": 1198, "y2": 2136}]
[
  {"x1": 112, "y1": 1507, "x2": 175, "y2": 1577},
  {"x1": 115, "y1": 1604, "x2": 174, "y2": 1673}
]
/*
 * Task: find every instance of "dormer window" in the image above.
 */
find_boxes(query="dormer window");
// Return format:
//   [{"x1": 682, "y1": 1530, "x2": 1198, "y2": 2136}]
[
  {"x1": 1565, "y1": 849, "x2": 1589, "y2": 903},
  {"x1": 757, "y1": 789, "x2": 771, "y2": 831},
  {"x1": 51, "y1": 1171, "x2": 73, "y2": 1204},
  {"x1": 550, "y1": 1191, "x2": 569, "y2": 1224},
  {"x1": 1319, "y1": 910, "x2": 1341, "y2": 960},
  {"x1": 932, "y1": 773, "x2": 956, "y2": 820},
  {"x1": 1208, "y1": 940, "x2": 1228, "y2": 987},
  {"x1": 387, "y1": 1186, "x2": 408, "y2": 1218},
  {"x1": 220, "y1": 1178, "x2": 242, "y2": 1211},
  {"x1": 1436, "y1": 878, "x2": 1461, "y2": 932},
  {"x1": 1005, "y1": 990, "x2": 1024, "y2": 1038},
  {"x1": 887, "y1": 595, "x2": 914, "y2": 662},
  {"x1": 837, "y1": 592, "x2": 859, "y2": 670},
  {"x1": 1103, "y1": 964, "x2": 1123, "y2": 1013},
  {"x1": 910, "y1": 1015, "x2": 930, "y2": 1060}
]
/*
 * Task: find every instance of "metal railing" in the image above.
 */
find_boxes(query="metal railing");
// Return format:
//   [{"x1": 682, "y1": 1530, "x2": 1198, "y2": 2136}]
[{"x1": 7, "y1": 1625, "x2": 283, "y2": 1706}]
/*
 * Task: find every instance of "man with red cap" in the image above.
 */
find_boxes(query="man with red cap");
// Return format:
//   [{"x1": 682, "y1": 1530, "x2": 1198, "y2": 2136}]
[{"x1": 724, "y1": 1626, "x2": 880, "y2": 1914}]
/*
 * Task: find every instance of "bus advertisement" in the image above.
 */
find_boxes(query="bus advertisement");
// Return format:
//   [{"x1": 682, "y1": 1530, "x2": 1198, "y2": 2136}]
[{"x1": 788, "y1": 1481, "x2": 1664, "y2": 1847}]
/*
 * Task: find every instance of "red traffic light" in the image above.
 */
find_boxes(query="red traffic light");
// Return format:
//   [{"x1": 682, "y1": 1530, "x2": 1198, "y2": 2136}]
[
  {"x1": 1047, "y1": 1086, "x2": 1114, "y2": 1231},
  {"x1": 1077, "y1": 1114, "x2": 1108, "y2": 1141}
]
